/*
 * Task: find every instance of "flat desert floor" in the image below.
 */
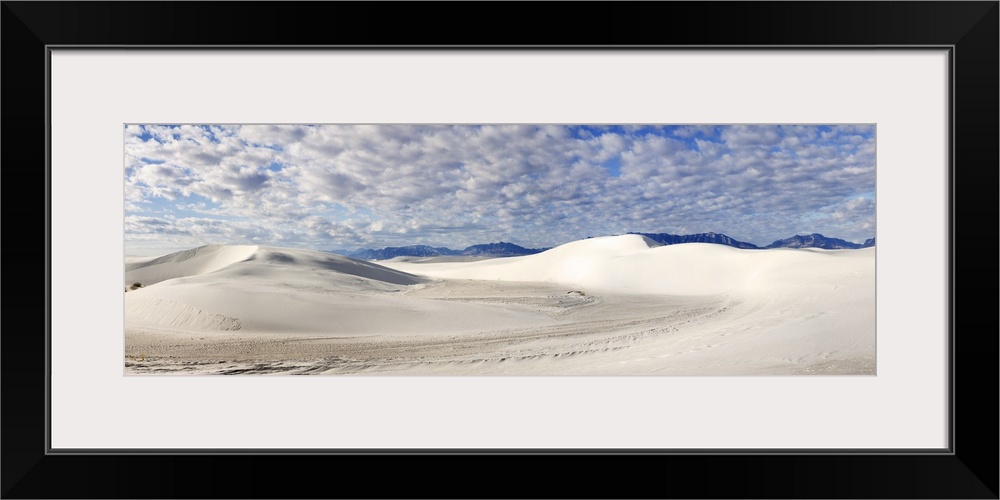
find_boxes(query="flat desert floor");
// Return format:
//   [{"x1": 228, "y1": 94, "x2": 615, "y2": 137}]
[{"x1": 124, "y1": 235, "x2": 875, "y2": 375}]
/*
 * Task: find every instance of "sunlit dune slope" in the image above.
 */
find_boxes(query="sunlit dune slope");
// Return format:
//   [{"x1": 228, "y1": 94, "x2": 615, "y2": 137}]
[{"x1": 381, "y1": 234, "x2": 874, "y2": 297}]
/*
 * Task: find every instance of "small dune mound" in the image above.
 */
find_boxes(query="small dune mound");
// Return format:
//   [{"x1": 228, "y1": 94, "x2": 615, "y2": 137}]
[{"x1": 126, "y1": 297, "x2": 242, "y2": 331}]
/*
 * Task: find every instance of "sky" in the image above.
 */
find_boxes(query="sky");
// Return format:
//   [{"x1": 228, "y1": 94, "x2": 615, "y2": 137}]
[{"x1": 125, "y1": 124, "x2": 875, "y2": 256}]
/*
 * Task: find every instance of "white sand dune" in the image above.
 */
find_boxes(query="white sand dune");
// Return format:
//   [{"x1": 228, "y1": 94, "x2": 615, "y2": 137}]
[
  {"x1": 125, "y1": 245, "x2": 260, "y2": 287},
  {"x1": 381, "y1": 234, "x2": 871, "y2": 296},
  {"x1": 125, "y1": 235, "x2": 875, "y2": 375},
  {"x1": 125, "y1": 245, "x2": 559, "y2": 336},
  {"x1": 125, "y1": 244, "x2": 424, "y2": 288}
]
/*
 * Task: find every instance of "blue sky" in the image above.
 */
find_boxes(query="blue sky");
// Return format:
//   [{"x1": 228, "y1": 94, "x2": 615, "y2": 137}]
[{"x1": 125, "y1": 124, "x2": 876, "y2": 256}]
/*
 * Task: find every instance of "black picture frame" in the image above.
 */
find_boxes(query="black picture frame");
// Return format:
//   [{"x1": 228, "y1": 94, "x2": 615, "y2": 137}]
[{"x1": 3, "y1": 2, "x2": 996, "y2": 498}]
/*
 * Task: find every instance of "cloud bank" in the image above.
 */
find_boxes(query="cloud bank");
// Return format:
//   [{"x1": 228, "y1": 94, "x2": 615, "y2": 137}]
[{"x1": 125, "y1": 124, "x2": 875, "y2": 255}]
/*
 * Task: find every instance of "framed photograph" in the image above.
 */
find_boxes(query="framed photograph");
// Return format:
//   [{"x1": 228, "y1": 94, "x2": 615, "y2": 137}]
[
  {"x1": 120, "y1": 122, "x2": 879, "y2": 378},
  {"x1": 4, "y1": 2, "x2": 996, "y2": 498}
]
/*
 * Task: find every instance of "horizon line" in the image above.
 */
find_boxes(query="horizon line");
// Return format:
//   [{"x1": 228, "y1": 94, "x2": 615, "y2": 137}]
[{"x1": 126, "y1": 231, "x2": 876, "y2": 257}]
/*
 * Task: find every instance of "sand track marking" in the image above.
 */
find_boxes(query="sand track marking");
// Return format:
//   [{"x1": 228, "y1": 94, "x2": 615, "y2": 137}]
[{"x1": 125, "y1": 294, "x2": 737, "y2": 374}]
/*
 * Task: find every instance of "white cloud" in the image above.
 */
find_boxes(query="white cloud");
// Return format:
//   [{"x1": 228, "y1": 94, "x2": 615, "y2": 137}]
[{"x1": 721, "y1": 125, "x2": 782, "y2": 148}]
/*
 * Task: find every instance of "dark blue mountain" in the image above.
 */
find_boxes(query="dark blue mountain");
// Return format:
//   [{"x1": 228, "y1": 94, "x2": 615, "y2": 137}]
[
  {"x1": 348, "y1": 245, "x2": 460, "y2": 260},
  {"x1": 765, "y1": 233, "x2": 863, "y2": 250},
  {"x1": 461, "y1": 242, "x2": 548, "y2": 257},
  {"x1": 631, "y1": 232, "x2": 760, "y2": 249},
  {"x1": 331, "y1": 242, "x2": 548, "y2": 260},
  {"x1": 862, "y1": 237, "x2": 876, "y2": 248}
]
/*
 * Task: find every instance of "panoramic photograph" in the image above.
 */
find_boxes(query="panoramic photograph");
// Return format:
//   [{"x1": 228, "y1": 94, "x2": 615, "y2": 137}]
[{"x1": 124, "y1": 124, "x2": 875, "y2": 375}]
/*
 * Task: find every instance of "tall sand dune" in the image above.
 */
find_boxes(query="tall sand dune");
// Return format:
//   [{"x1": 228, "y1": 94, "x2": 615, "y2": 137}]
[
  {"x1": 125, "y1": 244, "x2": 424, "y2": 288},
  {"x1": 125, "y1": 245, "x2": 558, "y2": 336},
  {"x1": 124, "y1": 245, "x2": 260, "y2": 287}
]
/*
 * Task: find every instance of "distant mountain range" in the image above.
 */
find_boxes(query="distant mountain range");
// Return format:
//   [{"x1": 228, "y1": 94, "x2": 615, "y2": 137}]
[
  {"x1": 636, "y1": 232, "x2": 872, "y2": 250},
  {"x1": 764, "y1": 233, "x2": 868, "y2": 250},
  {"x1": 330, "y1": 232, "x2": 874, "y2": 260},
  {"x1": 329, "y1": 242, "x2": 549, "y2": 260}
]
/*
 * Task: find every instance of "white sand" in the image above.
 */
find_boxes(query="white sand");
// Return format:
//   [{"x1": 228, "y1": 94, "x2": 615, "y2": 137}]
[{"x1": 125, "y1": 235, "x2": 875, "y2": 375}]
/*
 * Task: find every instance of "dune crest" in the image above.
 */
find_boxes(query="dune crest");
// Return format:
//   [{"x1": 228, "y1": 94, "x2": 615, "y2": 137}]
[
  {"x1": 125, "y1": 244, "x2": 425, "y2": 289},
  {"x1": 124, "y1": 245, "x2": 259, "y2": 288}
]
